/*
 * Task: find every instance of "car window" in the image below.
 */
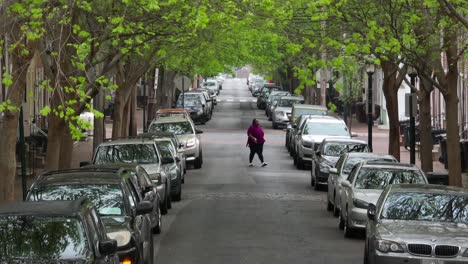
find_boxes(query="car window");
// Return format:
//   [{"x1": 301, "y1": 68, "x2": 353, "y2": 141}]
[
  {"x1": 278, "y1": 99, "x2": 304, "y2": 107},
  {"x1": 294, "y1": 108, "x2": 327, "y2": 119},
  {"x1": 137, "y1": 167, "x2": 153, "y2": 188},
  {"x1": 354, "y1": 168, "x2": 426, "y2": 190},
  {"x1": 29, "y1": 184, "x2": 125, "y2": 216},
  {"x1": 94, "y1": 144, "x2": 159, "y2": 164},
  {"x1": 149, "y1": 121, "x2": 194, "y2": 135},
  {"x1": 303, "y1": 122, "x2": 349, "y2": 136},
  {"x1": 343, "y1": 156, "x2": 395, "y2": 174},
  {"x1": 323, "y1": 143, "x2": 368, "y2": 156},
  {"x1": 157, "y1": 141, "x2": 174, "y2": 160},
  {"x1": 0, "y1": 216, "x2": 88, "y2": 259},
  {"x1": 335, "y1": 155, "x2": 345, "y2": 172},
  {"x1": 381, "y1": 192, "x2": 468, "y2": 224}
]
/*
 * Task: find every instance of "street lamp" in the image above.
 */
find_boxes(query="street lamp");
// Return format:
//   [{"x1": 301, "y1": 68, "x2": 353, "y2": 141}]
[
  {"x1": 407, "y1": 66, "x2": 418, "y2": 164},
  {"x1": 366, "y1": 61, "x2": 375, "y2": 152}
]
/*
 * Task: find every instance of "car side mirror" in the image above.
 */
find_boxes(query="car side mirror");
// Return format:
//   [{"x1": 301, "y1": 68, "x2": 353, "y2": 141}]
[
  {"x1": 341, "y1": 180, "x2": 352, "y2": 188},
  {"x1": 351, "y1": 132, "x2": 358, "y2": 137},
  {"x1": 175, "y1": 156, "x2": 181, "y2": 162},
  {"x1": 367, "y1": 203, "x2": 377, "y2": 220},
  {"x1": 179, "y1": 143, "x2": 185, "y2": 149},
  {"x1": 135, "y1": 201, "x2": 153, "y2": 215},
  {"x1": 329, "y1": 168, "x2": 338, "y2": 175},
  {"x1": 195, "y1": 129, "x2": 203, "y2": 134},
  {"x1": 99, "y1": 239, "x2": 118, "y2": 255},
  {"x1": 202, "y1": 104, "x2": 206, "y2": 108},
  {"x1": 80, "y1": 161, "x2": 91, "y2": 167},
  {"x1": 316, "y1": 151, "x2": 321, "y2": 157}
]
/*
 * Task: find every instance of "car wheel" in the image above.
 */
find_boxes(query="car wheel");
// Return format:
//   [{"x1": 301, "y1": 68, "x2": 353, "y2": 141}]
[
  {"x1": 145, "y1": 233, "x2": 154, "y2": 264},
  {"x1": 296, "y1": 157, "x2": 305, "y2": 170},
  {"x1": 272, "y1": 123, "x2": 278, "y2": 129},
  {"x1": 344, "y1": 208, "x2": 354, "y2": 238},
  {"x1": 310, "y1": 175, "x2": 314, "y2": 187},
  {"x1": 195, "y1": 156, "x2": 202, "y2": 169},
  {"x1": 338, "y1": 210, "x2": 345, "y2": 230},
  {"x1": 333, "y1": 193, "x2": 340, "y2": 217},
  {"x1": 160, "y1": 185, "x2": 168, "y2": 215},
  {"x1": 173, "y1": 182, "x2": 182, "y2": 202},
  {"x1": 153, "y1": 206, "x2": 162, "y2": 234},
  {"x1": 363, "y1": 241, "x2": 370, "y2": 264}
]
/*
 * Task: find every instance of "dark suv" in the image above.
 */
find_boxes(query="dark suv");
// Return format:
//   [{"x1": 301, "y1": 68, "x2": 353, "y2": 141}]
[
  {"x1": 176, "y1": 92, "x2": 211, "y2": 124},
  {"x1": 27, "y1": 168, "x2": 154, "y2": 264},
  {"x1": 0, "y1": 199, "x2": 119, "y2": 263}
]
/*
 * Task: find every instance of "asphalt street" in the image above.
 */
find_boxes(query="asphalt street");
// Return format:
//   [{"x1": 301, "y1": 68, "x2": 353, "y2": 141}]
[{"x1": 154, "y1": 78, "x2": 364, "y2": 264}]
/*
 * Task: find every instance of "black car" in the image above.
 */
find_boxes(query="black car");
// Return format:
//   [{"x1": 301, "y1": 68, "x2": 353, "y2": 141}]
[
  {"x1": 84, "y1": 164, "x2": 163, "y2": 234},
  {"x1": 257, "y1": 84, "x2": 282, "y2": 109},
  {"x1": 27, "y1": 168, "x2": 154, "y2": 264},
  {"x1": 0, "y1": 199, "x2": 118, "y2": 263},
  {"x1": 176, "y1": 92, "x2": 210, "y2": 124}
]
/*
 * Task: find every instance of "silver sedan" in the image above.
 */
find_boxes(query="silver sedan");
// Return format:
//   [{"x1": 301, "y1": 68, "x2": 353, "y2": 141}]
[{"x1": 365, "y1": 184, "x2": 468, "y2": 264}]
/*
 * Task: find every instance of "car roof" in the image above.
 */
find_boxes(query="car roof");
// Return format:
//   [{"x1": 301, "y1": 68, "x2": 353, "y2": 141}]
[
  {"x1": 157, "y1": 108, "x2": 188, "y2": 113},
  {"x1": 84, "y1": 163, "x2": 139, "y2": 171},
  {"x1": 322, "y1": 138, "x2": 367, "y2": 144},
  {"x1": 346, "y1": 152, "x2": 396, "y2": 159},
  {"x1": 0, "y1": 198, "x2": 88, "y2": 216},
  {"x1": 37, "y1": 168, "x2": 125, "y2": 185},
  {"x1": 280, "y1": 96, "x2": 304, "y2": 100},
  {"x1": 98, "y1": 137, "x2": 155, "y2": 146},
  {"x1": 304, "y1": 115, "x2": 344, "y2": 123},
  {"x1": 150, "y1": 116, "x2": 192, "y2": 123},
  {"x1": 138, "y1": 131, "x2": 176, "y2": 139},
  {"x1": 293, "y1": 104, "x2": 327, "y2": 110},
  {"x1": 361, "y1": 161, "x2": 420, "y2": 170},
  {"x1": 388, "y1": 184, "x2": 468, "y2": 195}
]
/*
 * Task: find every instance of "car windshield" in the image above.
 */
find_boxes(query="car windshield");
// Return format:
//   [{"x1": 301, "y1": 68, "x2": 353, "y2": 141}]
[
  {"x1": 381, "y1": 192, "x2": 468, "y2": 224},
  {"x1": 279, "y1": 99, "x2": 304, "y2": 107},
  {"x1": 343, "y1": 157, "x2": 395, "y2": 174},
  {"x1": 149, "y1": 121, "x2": 193, "y2": 135},
  {"x1": 29, "y1": 184, "x2": 126, "y2": 216},
  {"x1": 0, "y1": 216, "x2": 87, "y2": 259},
  {"x1": 157, "y1": 141, "x2": 175, "y2": 159},
  {"x1": 94, "y1": 144, "x2": 158, "y2": 164},
  {"x1": 303, "y1": 122, "x2": 349, "y2": 136},
  {"x1": 354, "y1": 168, "x2": 426, "y2": 190},
  {"x1": 323, "y1": 143, "x2": 368, "y2": 156},
  {"x1": 294, "y1": 108, "x2": 327, "y2": 118},
  {"x1": 203, "y1": 82, "x2": 216, "y2": 86},
  {"x1": 157, "y1": 112, "x2": 185, "y2": 118},
  {"x1": 176, "y1": 95, "x2": 202, "y2": 107}
]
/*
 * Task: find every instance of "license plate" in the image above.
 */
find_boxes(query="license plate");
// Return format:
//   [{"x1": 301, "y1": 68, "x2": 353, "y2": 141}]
[{"x1": 421, "y1": 260, "x2": 445, "y2": 264}]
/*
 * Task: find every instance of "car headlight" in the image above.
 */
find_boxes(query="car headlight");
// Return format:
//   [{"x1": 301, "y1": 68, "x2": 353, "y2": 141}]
[
  {"x1": 353, "y1": 198, "x2": 369, "y2": 209},
  {"x1": 186, "y1": 139, "x2": 196, "y2": 148},
  {"x1": 275, "y1": 111, "x2": 285, "y2": 116},
  {"x1": 463, "y1": 248, "x2": 468, "y2": 257},
  {"x1": 302, "y1": 141, "x2": 313, "y2": 148},
  {"x1": 375, "y1": 240, "x2": 404, "y2": 253},
  {"x1": 107, "y1": 230, "x2": 131, "y2": 247}
]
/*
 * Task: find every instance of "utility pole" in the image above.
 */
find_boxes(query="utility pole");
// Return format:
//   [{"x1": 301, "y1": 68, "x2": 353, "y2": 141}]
[
  {"x1": 366, "y1": 63, "x2": 375, "y2": 152},
  {"x1": 408, "y1": 69, "x2": 418, "y2": 164}
]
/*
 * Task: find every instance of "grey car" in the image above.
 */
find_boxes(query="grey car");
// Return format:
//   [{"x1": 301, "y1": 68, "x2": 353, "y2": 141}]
[
  {"x1": 265, "y1": 91, "x2": 290, "y2": 118},
  {"x1": 339, "y1": 161, "x2": 427, "y2": 237},
  {"x1": 327, "y1": 153, "x2": 397, "y2": 217},
  {"x1": 311, "y1": 138, "x2": 369, "y2": 190},
  {"x1": 91, "y1": 138, "x2": 172, "y2": 214},
  {"x1": 271, "y1": 96, "x2": 304, "y2": 129},
  {"x1": 156, "y1": 138, "x2": 183, "y2": 201},
  {"x1": 365, "y1": 184, "x2": 468, "y2": 264}
]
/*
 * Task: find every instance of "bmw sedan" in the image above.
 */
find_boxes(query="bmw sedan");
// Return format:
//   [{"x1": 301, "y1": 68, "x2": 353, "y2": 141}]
[{"x1": 365, "y1": 184, "x2": 468, "y2": 264}]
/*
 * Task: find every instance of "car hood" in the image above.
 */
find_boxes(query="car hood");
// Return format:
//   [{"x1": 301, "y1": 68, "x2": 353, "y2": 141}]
[
  {"x1": 301, "y1": 135, "x2": 350, "y2": 143},
  {"x1": 321, "y1": 155, "x2": 340, "y2": 166},
  {"x1": 101, "y1": 215, "x2": 132, "y2": 233},
  {"x1": 176, "y1": 134, "x2": 196, "y2": 144},
  {"x1": 275, "y1": 107, "x2": 292, "y2": 113},
  {"x1": 354, "y1": 189, "x2": 383, "y2": 205},
  {"x1": 377, "y1": 220, "x2": 468, "y2": 244},
  {"x1": 140, "y1": 163, "x2": 162, "y2": 175}
]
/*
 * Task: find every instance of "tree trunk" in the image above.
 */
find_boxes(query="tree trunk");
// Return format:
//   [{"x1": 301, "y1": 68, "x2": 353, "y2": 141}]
[
  {"x1": 121, "y1": 97, "x2": 131, "y2": 138},
  {"x1": 418, "y1": 78, "x2": 434, "y2": 173},
  {"x1": 58, "y1": 126, "x2": 73, "y2": 169},
  {"x1": 0, "y1": 110, "x2": 19, "y2": 201},
  {"x1": 444, "y1": 91, "x2": 462, "y2": 186},
  {"x1": 163, "y1": 70, "x2": 177, "y2": 108},
  {"x1": 381, "y1": 61, "x2": 403, "y2": 161},
  {"x1": 147, "y1": 68, "x2": 157, "y2": 123},
  {"x1": 45, "y1": 115, "x2": 67, "y2": 170},
  {"x1": 93, "y1": 91, "x2": 105, "y2": 152},
  {"x1": 129, "y1": 85, "x2": 137, "y2": 136}
]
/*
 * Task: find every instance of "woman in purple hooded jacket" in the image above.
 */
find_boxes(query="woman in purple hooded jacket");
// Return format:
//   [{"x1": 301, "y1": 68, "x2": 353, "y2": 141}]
[{"x1": 246, "y1": 119, "x2": 268, "y2": 167}]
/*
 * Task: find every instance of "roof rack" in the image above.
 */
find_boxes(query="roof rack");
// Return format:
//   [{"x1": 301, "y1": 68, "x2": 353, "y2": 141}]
[{"x1": 40, "y1": 167, "x2": 122, "y2": 177}]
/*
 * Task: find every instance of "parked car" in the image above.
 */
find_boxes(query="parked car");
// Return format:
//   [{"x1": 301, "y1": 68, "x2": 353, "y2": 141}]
[
  {"x1": 195, "y1": 88, "x2": 217, "y2": 105},
  {"x1": 191, "y1": 89, "x2": 214, "y2": 113},
  {"x1": 155, "y1": 138, "x2": 183, "y2": 201},
  {"x1": 327, "y1": 152, "x2": 397, "y2": 217},
  {"x1": 139, "y1": 131, "x2": 187, "y2": 177},
  {"x1": 89, "y1": 137, "x2": 172, "y2": 214},
  {"x1": 286, "y1": 114, "x2": 315, "y2": 154},
  {"x1": 265, "y1": 91, "x2": 290, "y2": 119},
  {"x1": 27, "y1": 168, "x2": 154, "y2": 264},
  {"x1": 257, "y1": 84, "x2": 282, "y2": 109},
  {"x1": 0, "y1": 199, "x2": 119, "y2": 263},
  {"x1": 271, "y1": 96, "x2": 305, "y2": 129},
  {"x1": 293, "y1": 115, "x2": 351, "y2": 169},
  {"x1": 202, "y1": 79, "x2": 219, "y2": 95},
  {"x1": 176, "y1": 92, "x2": 211, "y2": 124},
  {"x1": 365, "y1": 184, "x2": 468, "y2": 263},
  {"x1": 311, "y1": 138, "x2": 369, "y2": 190},
  {"x1": 339, "y1": 161, "x2": 427, "y2": 237},
  {"x1": 290, "y1": 104, "x2": 328, "y2": 124},
  {"x1": 149, "y1": 116, "x2": 204, "y2": 169},
  {"x1": 155, "y1": 108, "x2": 191, "y2": 120},
  {"x1": 84, "y1": 163, "x2": 162, "y2": 233}
]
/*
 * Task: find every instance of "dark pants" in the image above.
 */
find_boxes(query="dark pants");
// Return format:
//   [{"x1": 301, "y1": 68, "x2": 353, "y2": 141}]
[{"x1": 249, "y1": 143, "x2": 264, "y2": 163}]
